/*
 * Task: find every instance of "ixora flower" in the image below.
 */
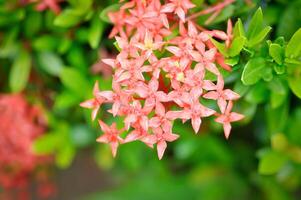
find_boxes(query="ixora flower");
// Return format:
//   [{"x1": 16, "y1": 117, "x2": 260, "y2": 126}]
[
  {"x1": 0, "y1": 94, "x2": 54, "y2": 200},
  {"x1": 81, "y1": 0, "x2": 244, "y2": 159}
]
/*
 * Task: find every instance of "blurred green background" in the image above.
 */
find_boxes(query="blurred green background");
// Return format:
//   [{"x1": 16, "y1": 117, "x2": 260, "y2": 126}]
[{"x1": 0, "y1": 0, "x2": 301, "y2": 199}]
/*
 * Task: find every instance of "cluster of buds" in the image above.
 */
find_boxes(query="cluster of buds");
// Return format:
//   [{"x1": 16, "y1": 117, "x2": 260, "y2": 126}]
[
  {"x1": 81, "y1": 0, "x2": 244, "y2": 159},
  {"x1": 0, "y1": 94, "x2": 54, "y2": 200}
]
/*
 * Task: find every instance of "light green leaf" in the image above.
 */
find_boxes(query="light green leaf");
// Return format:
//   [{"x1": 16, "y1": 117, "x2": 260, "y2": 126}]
[
  {"x1": 258, "y1": 149, "x2": 287, "y2": 175},
  {"x1": 288, "y1": 70, "x2": 301, "y2": 99},
  {"x1": 89, "y1": 14, "x2": 104, "y2": 49},
  {"x1": 37, "y1": 52, "x2": 64, "y2": 76},
  {"x1": 247, "y1": 8, "x2": 263, "y2": 39},
  {"x1": 54, "y1": 9, "x2": 82, "y2": 28},
  {"x1": 60, "y1": 68, "x2": 90, "y2": 98},
  {"x1": 33, "y1": 133, "x2": 60, "y2": 155},
  {"x1": 32, "y1": 35, "x2": 60, "y2": 51},
  {"x1": 229, "y1": 36, "x2": 246, "y2": 57},
  {"x1": 56, "y1": 145, "x2": 76, "y2": 169},
  {"x1": 9, "y1": 50, "x2": 31, "y2": 92},
  {"x1": 233, "y1": 18, "x2": 245, "y2": 38},
  {"x1": 247, "y1": 26, "x2": 272, "y2": 47},
  {"x1": 241, "y1": 57, "x2": 266, "y2": 85},
  {"x1": 285, "y1": 28, "x2": 301, "y2": 58},
  {"x1": 269, "y1": 43, "x2": 284, "y2": 65},
  {"x1": 210, "y1": 38, "x2": 227, "y2": 56}
]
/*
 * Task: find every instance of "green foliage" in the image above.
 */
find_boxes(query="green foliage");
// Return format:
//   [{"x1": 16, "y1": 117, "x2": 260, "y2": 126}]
[
  {"x1": 1, "y1": 1, "x2": 301, "y2": 199},
  {"x1": 9, "y1": 49, "x2": 31, "y2": 92}
]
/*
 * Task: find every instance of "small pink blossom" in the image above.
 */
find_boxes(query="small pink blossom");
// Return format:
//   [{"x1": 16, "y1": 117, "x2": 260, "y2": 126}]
[
  {"x1": 161, "y1": 0, "x2": 195, "y2": 22},
  {"x1": 97, "y1": 120, "x2": 124, "y2": 157},
  {"x1": 203, "y1": 75, "x2": 240, "y2": 113},
  {"x1": 80, "y1": 82, "x2": 104, "y2": 120},
  {"x1": 215, "y1": 101, "x2": 244, "y2": 139},
  {"x1": 141, "y1": 127, "x2": 179, "y2": 160}
]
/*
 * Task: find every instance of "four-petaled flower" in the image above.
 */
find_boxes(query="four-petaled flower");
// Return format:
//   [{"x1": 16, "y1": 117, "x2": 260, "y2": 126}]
[
  {"x1": 80, "y1": 81, "x2": 104, "y2": 120},
  {"x1": 141, "y1": 127, "x2": 179, "y2": 160},
  {"x1": 215, "y1": 101, "x2": 244, "y2": 139},
  {"x1": 97, "y1": 120, "x2": 124, "y2": 157},
  {"x1": 203, "y1": 75, "x2": 240, "y2": 113}
]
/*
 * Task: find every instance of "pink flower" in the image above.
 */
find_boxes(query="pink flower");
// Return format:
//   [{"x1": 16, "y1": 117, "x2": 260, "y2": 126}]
[
  {"x1": 149, "y1": 102, "x2": 173, "y2": 133},
  {"x1": 161, "y1": 0, "x2": 195, "y2": 22},
  {"x1": 97, "y1": 120, "x2": 124, "y2": 157},
  {"x1": 215, "y1": 101, "x2": 244, "y2": 139},
  {"x1": 134, "y1": 78, "x2": 169, "y2": 111},
  {"x1": 80, "y1": 82, "x2": 104, "y2": 120},
  {"x1": 203, "y1": 75, "x2": 240, "y2": 113},
  {"x1": 141, "y1": 127, "x2": 179, "y2": 160},
  {"x1": 135, "y1": 31, "x2": 164, "y2": 59},
  {"x1": 124, "y1": 100, "x2": 150, "y2": 131},
  {"x1": 167, "y1": 93, "x2": 215, "y2": 133}
]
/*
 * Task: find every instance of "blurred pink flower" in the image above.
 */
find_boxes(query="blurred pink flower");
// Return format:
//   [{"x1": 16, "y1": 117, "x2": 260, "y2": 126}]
[{"x1": 0, "y1": 94, "x2": 54, "y2": 199}]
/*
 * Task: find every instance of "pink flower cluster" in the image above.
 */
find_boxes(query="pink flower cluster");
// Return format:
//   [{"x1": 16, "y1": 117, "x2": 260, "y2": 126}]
[
  {"x1": 0, "y1": 94, "x2": 54, "y2": 200},
  {"x1": 81, "y1": 0, "x2": 244, "y2": 159}
]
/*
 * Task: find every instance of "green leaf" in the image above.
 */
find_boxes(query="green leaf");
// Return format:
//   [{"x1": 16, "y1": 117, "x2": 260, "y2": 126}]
[
  {"x1": 54, "y1": 9, "x2": 82, "y2": 28},
  {"x1": 258, "y1": 149, "x2": 287, "y2": 175},
  {"x1": 210, "y1": 38, "x2": 227, "y2": 56},
  {"x1": 37, "y1": 52, "x2": 64, "y2": 76},
  {"x1": 54, "y1": 91, "x2": 81, "y2": 109},
  {"x1": 247, "y1": 8, "x2": 263, "y2": 39},
  {"x1": 241, "y1": 57, "x2": 266, "y2": 85},
  {"x1": 288, "y1": 69, "x2": 301, "y2": 99},
  {"x1": 24, "y1": 12, "x2": 42, "y2": 37},
  {"x1": 247, "y1": 26, "x2": 272, "y2": 47},
  {"x1": 229, "y1": 36, "x2": 246, "y2": 57},
  {"x1": 33, "y1": 133, "x2": 60, "y2": 154},
  {"x1": 100, "y1": 4, "x2": 121, "y2": 23},
  {"x1": 9, "y1": 50, "x2": 31, "y2": 92},
  {"x1": 269, "y1": 77, "x2": 288, "y2": 108},
  {"x1": 88, "y1": 14, "x2": 104, "y2": 49},
  {"x1": 285, "y1": 28, "x2": 301, "y2": 58},
  {"x1": 60, "y1": 68, "x2": 90, "y2": 98},
  {"x1": 32, "y1": 35, "x2": 60, "y2": 51},
  {"x1": 245, "y1": 82, "x2": 269, "y2": 104},
  {"x1": 56, "y1": 144, "x2": 76, "y2": 169},
  {"x1": 233, "y1": 18, "x2": 245, "y2": 38},
  {"x1": 70, "y1": 124, "x2": 95, "y2": 148},
  {"x1": 269, "y1": 43, "x2": 284, "y2": 65},
  {"x1": 266, "y1": 103, "x2": 288, "y2": 135}
]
